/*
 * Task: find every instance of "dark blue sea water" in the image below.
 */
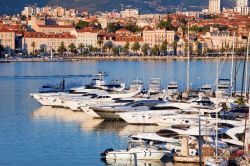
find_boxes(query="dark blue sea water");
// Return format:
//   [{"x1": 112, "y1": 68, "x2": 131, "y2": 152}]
[{"x1": 0, "y1": 59, "x2": 248, "y2": 166}]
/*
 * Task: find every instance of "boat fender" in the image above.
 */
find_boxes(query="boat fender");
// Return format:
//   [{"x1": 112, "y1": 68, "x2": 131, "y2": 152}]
[
  {"x1": 100, "y1": 148, "x2": 113, "y2": 157},
  {"x1": 144, "y1": 151, "x2": 147, "y2": 157},
  {"x1": 149, "y1": 150, "x2": 151, "y2": 156}
]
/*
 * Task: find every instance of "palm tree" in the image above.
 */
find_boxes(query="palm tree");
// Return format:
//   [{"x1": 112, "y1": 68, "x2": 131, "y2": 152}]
[
  {"x1": 122, "y1": 42, "x2": 130, "y2": 55},
  {"x1": 68, "y1": 43, "x2": 76, "y2": 55},
  {"x1": 131, "y1": 42, "x2": 140, "y2": 55},
  {"x1": 104, "y1": 41, "x2": 113, "y2": 54},
  {"x1": 78, "y1": 43, "x2": 84, "y2": 55},
  {"x1": 97, "y1": 38, "x2": 104, "y2": 53},
  {"x1": 152, "y1": 44, "x2": 159, "y2": 56},
  {"x1": 31, "y1": 42, "x2": 36, "y2": 54},
  {"x1": 57, "y1": 42, "x2": 66, "y2": 56},
  {"x1": 172, "y1": 41, "x2": 177, "y2": 56},
  {"x1": 160, "y1": 40, "x2": 168, "y2": 56},
  {"x1": 141, "y1": 43, "x2": 149, "y2": 56}
]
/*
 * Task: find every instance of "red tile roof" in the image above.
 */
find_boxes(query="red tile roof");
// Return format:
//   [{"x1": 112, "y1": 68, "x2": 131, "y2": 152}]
[
  {"x1": 24, "y1": 32, "x2": 76, "y2": 38},
  {"x1": 38, "y1": 25, "x2": 75, "y2": 28},
  {"x1": 76, "y1": 27, "x2": 97, "y2": 33}
]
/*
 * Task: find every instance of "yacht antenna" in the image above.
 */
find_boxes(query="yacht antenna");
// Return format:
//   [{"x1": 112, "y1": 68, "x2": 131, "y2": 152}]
[
  {"x1": 186, "y1": 22, "x2": 190, "y2": 91},
  {"x1": 198, "y1": 109, "x2": 202, "y2": 166},
  {"x1": 50, "y1": 47, "x2": 53, "y2": 60},
  {"x1": 215, "y1": 107, "x2": 218, "y2": 161},
  {"x1": 241, "y1": 33, "x2": 249, "y2": 98},
  {"x1": 244, "y1": 32, "x2": 250, "y2": 97},
  {"x1": 216, "y1": 57, "x2": 219, "y2": 91},
  {"x1": 230, "y1": 32, "x2": 235, "y2": 97},
  {"x1": 247, "y1": 98, "x2": 250, "y2": 154}
]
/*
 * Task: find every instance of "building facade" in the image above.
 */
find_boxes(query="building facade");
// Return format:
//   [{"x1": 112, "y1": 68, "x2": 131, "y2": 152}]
[
  {"x1": 121, "y1": 9, "x2": 139, "y2": 18},
  {"x1": 23, "y1": 32, "x2": 76, "y2": 54},
  {"x1": 235, "y1": 0, "x2": 249, "y2": 15},
  {"x1": 143, "y1": 29, "x2": 175, "y2": 48},
  {"x1": 75, "y1": 29, "x2": 98, "y2": 48},
  {"x1": 0, "y1": 29, "x2": 16, "y2": 53},
  {"x1": 209, "y1": 0, "x2": 221, "y2": 14},
  {"x1": 237, "y1": 0, "x2": 248, "y2": 7}
]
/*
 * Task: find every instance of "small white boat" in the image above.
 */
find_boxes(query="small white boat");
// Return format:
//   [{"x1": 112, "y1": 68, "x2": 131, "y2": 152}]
[
  {"x1": 199, "y1": 83, "x2": 213, "y2": 97},
  {"x1": 101, "y1": 146, "x2": 168, "y2": 160},
  {"x1": 148, "y1": 78, "x2": 161, "y2": 95},
  {"x1": 204, "y1": 156, "x2": 228, "y2": 166}
]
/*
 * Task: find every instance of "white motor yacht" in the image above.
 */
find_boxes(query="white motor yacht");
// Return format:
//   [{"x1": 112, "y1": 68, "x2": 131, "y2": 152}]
[
  {"x1": 91, "y1": 100, "x2": 166, "y2": 120},
  {"x1": 215, "y1": 79, "x2": 230, "y2": 98},
  {"x1": 117, "y1": 102, "x2": 180, "y2": 125},
  {"x1": 62, "y1": 84, "x2": 143, "y2": 111},
  {"x1": 79, "y1": 98, "x2": 138, "y2": 118},
  {"x1": 204, "y1": 156, "x2": 228, "y2": 166},
  {"x1": 101, "y1": 146, "x2": 169, "y2": 160},
  {"x1": 148, "y1": 78, "x2": 161, "y2": 95},
  {"x1": 199, "y1": 83, "x2": 214, "y2": 97},
  {"x1": 165, "y1": 81, "x2": 179, "y2": 100}
]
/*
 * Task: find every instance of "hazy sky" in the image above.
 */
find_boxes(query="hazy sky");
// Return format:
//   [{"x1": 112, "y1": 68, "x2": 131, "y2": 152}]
[{"x1": 0, "y1": 0, "x2": 48, "y2": 14}]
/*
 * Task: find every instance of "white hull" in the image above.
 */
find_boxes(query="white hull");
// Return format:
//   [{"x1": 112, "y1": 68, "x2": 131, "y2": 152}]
[
  {"x1": 105, "y1": 150, "x2": 166, "y2": 160},
  {"x1": 80, "y1": 106, "x2": 100, "y2": 118},
  {"x1": 205, "y1": 157, "x2": 227, "y2": 166},
  {"x1": 94, "y1": 109, "x2": 122, "y2": 119},
  {"x1": 118, "y1": 110, "x2": 178, "y2": 125}
]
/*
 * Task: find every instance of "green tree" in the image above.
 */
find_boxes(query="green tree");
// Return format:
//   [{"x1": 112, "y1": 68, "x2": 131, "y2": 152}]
[
  {"x1": 122, "y1": 42, "x2": 130, "y2": 54},
  {"x1": 31, "y1": 42, "x2": 36, "y2": 54},
  {"x1": 68, "y1": 43, "x2": 77, "y2": 54},
  {"x1": 97, "y1": 38, "x2": 104, "y2": 53},
  {"x1": 21, "y1": 15, "x2": 27, "y2": 21},
  {"x1": 0, "y1": 44, "x2": 4, "y2": 53},
  {"x1": 141, "y1": 43, "x2": 149, "y2": 56},
  {"x1": 76, "y1": 21, "x2": 89, "y2": 29},
  {"x1": 160, "y1": 40, "x2": 168, "y2": 56},
  {"x1": 107, "y1": 23, "x2": 122, "y2": 33},
  {"x1": 158, "y1": 21, "x2": 176, "y2": 30},
  {"x1": 78, "y1": 43, "x2": 84, "y2": 54},
  {"x1": 152, "y1": 45, "x2": 159, "y2": 56},
  {"x1": 112, "y1": 45, "x2": 120, "y2": 55},
  {"x1": 124, "y1": 24, "x2": 142, "y2": 33},
  {"x1": 0, "y1": 44, "x2": 4, "y2": 58},
  {"x1": 172, "y1": 41, "x2": 178, "y2": 55},
  {"x1": 131, "y1": 42, "x2": 140, "y2": 54},
  {"x1": 57, "y1": 42, "x2": 67, "y2": 56},
  {"x1": 88, "y1": 45, "x2": 94, "y2": 53},
  {"x1": 104, "y1": 41, "x2": 113, "y2": 53}
]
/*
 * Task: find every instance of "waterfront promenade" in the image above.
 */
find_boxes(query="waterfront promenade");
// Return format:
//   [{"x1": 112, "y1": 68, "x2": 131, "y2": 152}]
[{"x1": 0, "y1": 55, "x2": 247, "y2": 63}]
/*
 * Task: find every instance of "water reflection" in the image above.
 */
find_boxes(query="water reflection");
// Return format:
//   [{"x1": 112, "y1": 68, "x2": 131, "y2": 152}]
[
  {"x1": 80, "y1": 119, "x2": 104, "y2": 132},
  {"x1": 105, "y1": 158, "x2": 200, "y2": 166},
  {"x1": 32, "y1": 106, "x2": 89, "y2": 122},
  {"x1": 32, "y1": 107, "x2": 164, "y2": 136}
]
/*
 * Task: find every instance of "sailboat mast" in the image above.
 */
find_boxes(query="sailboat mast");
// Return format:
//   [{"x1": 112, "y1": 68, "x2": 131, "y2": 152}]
[
  {"x1": 241, "y1": 33, "x2": 249, "y2": 98},
  {"x1": 215, "y1": 109, "x2": 218, "y2": 160},
  {"x1": 244, "y1": 32, "x2": 250, "y2": 97},
  {"x1": 187, "y1": 23, "x2": 190, "y2": 91},
  {"x1": 216, "y1": 57, "x2": 219, "y2": 91},
  {"x1": 247, "y1": 99, "x2": 250, "y2": 153},
  {"x1": 230, "y1": 32, "x2": 235, "y2": 97},
  {"x1": 50, "y1": 47, "x2": 53, "y2": 60}
]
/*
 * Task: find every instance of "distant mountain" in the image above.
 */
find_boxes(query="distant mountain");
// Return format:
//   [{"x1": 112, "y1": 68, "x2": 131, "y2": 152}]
[
  {"x1": 47, "y1": 0, "x2": 235, "y2": 13},
  {"x1": 0, "y1": 0, "x2": 235, "y2": 15}
]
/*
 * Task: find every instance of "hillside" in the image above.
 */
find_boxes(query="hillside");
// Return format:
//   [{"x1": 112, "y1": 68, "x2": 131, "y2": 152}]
[
  {"x1": 0, "y1": 0, "x2": 235, "y2": 14},
  {"x1": 48, "y1": 0, "x2": 235, "y2": 13}
]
